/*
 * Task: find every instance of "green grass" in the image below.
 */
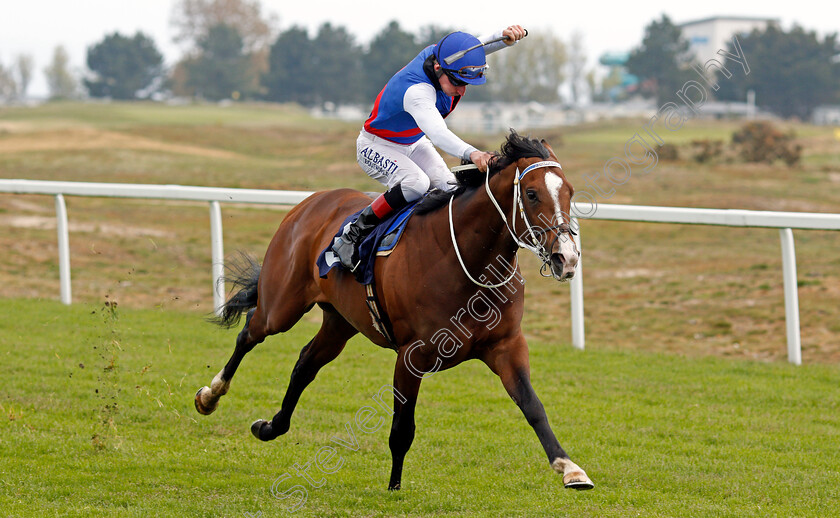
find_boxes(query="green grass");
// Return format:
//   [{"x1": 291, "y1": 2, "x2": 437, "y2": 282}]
[
  {"x1": 0, "y1": 100, "x2": 327, "y2": 128},
  {"x1": 1, "y1": 102, "x2": 839, "y2": 364},
  {"x1": 2, "y1": 102, "x2": 840, "y2": 514},
  {"x1": 1, "y1": 299, "x2": 839, "y2": 517}
]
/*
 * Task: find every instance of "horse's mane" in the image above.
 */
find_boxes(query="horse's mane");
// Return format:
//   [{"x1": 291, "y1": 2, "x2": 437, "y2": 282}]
[{"x1": 415, "y1": 130, "x2": 550, "y2": 215}]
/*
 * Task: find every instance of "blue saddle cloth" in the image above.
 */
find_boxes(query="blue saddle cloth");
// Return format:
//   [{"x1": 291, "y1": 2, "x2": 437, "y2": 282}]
[{"x1": 317, "y1": 200, "x2": 420, "y2": 284}]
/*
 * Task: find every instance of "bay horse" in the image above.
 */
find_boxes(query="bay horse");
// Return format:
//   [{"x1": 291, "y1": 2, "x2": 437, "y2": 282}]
[{"x1": 195, "y1": 130, "x2": 593, "y2": 490}]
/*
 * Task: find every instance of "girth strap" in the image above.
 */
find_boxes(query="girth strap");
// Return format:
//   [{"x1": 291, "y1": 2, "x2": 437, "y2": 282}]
[{"x1": 365, "y1": 282, "x2": 397, "y2": 350}]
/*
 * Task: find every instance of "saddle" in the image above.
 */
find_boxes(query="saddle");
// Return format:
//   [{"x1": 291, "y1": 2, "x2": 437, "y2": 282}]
[
  {"x1": 316, "y1": 197, "x2": 421, "y2": 349},
  {"x1": 317, "y1": 198, "x2": 420, "y2": 285}
]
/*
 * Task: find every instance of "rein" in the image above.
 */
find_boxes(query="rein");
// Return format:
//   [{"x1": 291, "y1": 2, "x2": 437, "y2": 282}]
[{"x1": 448, "y1": 160, "x2": 572, "y2": 288}]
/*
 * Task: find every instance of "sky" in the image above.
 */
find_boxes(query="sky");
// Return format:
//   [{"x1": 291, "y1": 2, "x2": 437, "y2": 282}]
[{"x1": 1, "y1": 0, "x2": 838, "y2": 98}]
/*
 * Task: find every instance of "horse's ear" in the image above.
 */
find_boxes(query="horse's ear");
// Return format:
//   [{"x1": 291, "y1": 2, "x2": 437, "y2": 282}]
[{"x1": 540, "y1": 139, "x2": 558, "y2": 160}]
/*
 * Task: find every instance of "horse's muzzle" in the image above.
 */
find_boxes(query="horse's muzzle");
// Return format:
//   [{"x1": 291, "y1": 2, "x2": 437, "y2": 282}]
[{"x1": 550, "y1": 252, "x2": 578, "y2": 281}]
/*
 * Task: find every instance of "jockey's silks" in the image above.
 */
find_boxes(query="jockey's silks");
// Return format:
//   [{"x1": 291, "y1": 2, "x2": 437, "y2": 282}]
[{"x1": 364, "y1": 46, "x2": 460, "y2": 145}]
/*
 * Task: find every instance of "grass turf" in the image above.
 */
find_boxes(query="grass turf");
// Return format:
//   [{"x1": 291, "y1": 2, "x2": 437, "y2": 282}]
[
  {"x1": 1, "y1": 299, "x2": 839, "y2": 517},
  {"x1": 2, "y1": 102, "x2": 839, "y2": 362},
  {"x1": 2, "y1": 102, "x2": 840, "y2": 515}
]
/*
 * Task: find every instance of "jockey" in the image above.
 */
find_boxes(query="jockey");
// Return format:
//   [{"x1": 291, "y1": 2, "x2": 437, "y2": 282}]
[{"x1": 332, "y1": 25, "x2": 528, "y2": 273}]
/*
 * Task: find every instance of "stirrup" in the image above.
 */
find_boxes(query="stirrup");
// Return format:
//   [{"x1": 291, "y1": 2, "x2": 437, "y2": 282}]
[{"x1": 332, "y1": 236, "x2": 361, "y2": 272}]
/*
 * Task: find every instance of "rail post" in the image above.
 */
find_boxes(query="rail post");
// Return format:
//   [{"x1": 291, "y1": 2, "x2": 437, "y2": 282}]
[
  {"x1": 209, "y1": 201, "x2": 225, "y2": 316},
  {"x1": 55, "y1": 194, "x2": 72, "y2": 305},
  {"x1": 570, "y1": 217, "x2": 585, "y2": 350},
  {"x1": 779, "y1": 228, "x2": 802, "y2": 365}
]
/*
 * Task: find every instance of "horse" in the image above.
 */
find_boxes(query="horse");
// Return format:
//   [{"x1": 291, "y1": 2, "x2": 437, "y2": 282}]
[{"x1": 194, "y1": 130, "x2": 593, "y2": 491}]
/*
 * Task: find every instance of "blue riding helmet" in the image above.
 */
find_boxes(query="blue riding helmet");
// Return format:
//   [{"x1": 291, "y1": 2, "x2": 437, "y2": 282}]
[{"x1": 433, "y1": 31, "x2": 488, "y2": 86}]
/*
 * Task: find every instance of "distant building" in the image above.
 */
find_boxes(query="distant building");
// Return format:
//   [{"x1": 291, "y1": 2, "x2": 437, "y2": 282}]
[
  {"x1": 679, "y1": 16, "x2": 778, "y2": 60},
  {"x1": 812, "y1": 105, "x2": 840, "y2": 125},
  {"x1": 445, "y1": 101, "x2": 659, "y2": 134}
]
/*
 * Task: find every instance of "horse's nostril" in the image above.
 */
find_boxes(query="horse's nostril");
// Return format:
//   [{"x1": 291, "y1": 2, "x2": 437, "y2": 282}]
[{"x1": 552, "y1": 252, "x2": 578, "y2": 272}]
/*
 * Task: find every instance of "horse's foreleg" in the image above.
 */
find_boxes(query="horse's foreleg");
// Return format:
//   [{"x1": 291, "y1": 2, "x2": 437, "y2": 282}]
[
  {"x1": 251, "y1": 306, "x2": 356, "y2": 441},
  {"x1": 195, "y1": 308, "x2": 265, "y2": 415},
  {"x1": 484, "y1": 338, "x2": 594, "y2": 490},
  {"x1": 505, "y1": 368, "x2": 594, "y2": 489},
  {"x1": 387, "y1": 350, "x2": 424, "y2": 491}
]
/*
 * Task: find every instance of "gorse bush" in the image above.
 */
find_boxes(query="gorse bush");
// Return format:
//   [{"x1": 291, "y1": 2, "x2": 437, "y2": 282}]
[
  {"x1": 732, "y1": 121, "x2": 802, "y2": 166},
  {"x1": 658, "y1": 143, "x2": 679, "y2": 161},
  {"x1": 690, "y1": 139, "x2": 724, "y2": 164}
]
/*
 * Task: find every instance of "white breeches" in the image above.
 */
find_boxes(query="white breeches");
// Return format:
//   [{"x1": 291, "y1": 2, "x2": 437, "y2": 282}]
[{"x1": 356, "y1": 130, "x2": 457, "y2": 202}]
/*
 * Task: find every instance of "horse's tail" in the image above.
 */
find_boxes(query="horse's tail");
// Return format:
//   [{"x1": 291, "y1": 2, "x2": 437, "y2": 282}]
[{"x1": 210, "y1": 252, "x2": 261, "y2": 329}]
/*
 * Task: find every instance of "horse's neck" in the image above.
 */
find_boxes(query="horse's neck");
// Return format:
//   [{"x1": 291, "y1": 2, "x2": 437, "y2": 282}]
[{"x1": 450, "y1": 167, "x2": 520, "y2": 270}]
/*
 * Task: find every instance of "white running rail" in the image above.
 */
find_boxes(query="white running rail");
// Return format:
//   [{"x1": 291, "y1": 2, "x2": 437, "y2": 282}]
[{"x1": 3, "y1": 179, "x2": 840, "y2": 365}]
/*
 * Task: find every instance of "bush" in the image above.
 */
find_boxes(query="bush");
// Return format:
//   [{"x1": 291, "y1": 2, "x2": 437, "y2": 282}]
[
  {"x1": 658, "y1": 143, "x2": 679, "y2": 161},
  {"x1": 778, "y1": 142, "x2": 803, "y2": 167},
  {"x1": 731, "y1": 121, "x2": 801, "y2": 166},
  {"x1": 690, "y1": 139, "x2": 724, "y2": 163}
]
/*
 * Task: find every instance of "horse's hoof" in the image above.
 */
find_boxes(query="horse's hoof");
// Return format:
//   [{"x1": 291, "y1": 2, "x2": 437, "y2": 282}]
[
  {"x1": 563, "y1": 471, "x2": 594, "y2": 490},
  {"x1": 194, "y1": 386, "x2": 218, "y2": 415},
  {"x1": 251, "y1": 419, "x2": 271, "y2": 441},
  {"x1": 552, "y1": 457, "x2": 594, "y2": 490}
]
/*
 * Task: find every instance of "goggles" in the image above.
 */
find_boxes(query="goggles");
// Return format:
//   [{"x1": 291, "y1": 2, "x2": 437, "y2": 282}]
[
  {"x1": 443, "y1": 64, "x2": 488, "y2": 86},
  {"x1": 451, "y1": 64, "x2": 488, "y2": 80}
]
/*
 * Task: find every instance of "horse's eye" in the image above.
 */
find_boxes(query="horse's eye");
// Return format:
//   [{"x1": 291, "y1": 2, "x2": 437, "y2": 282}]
[{"x1": 526, "y1": 190, "x2": 538, "y2": 202}]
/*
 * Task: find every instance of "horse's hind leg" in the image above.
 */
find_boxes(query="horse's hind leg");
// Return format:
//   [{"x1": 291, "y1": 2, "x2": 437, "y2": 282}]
[
  {"x1": 195, "y1": 247, "x2": 319, "y2": 416},
  {"x1": 195, "y1": 307, "x2": 268, "y2": 415},
  {"x1": 252, "y1": 304, "x2": 357, "y2": 441}
]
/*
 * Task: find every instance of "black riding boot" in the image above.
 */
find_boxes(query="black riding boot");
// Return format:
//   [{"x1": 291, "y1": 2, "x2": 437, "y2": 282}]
[
  {"x1": 332, "y1": 185, "x2": 409, "y2": 275},
  {"x1": 332, "y1": 205, "x2": 382, "y2": 273}
]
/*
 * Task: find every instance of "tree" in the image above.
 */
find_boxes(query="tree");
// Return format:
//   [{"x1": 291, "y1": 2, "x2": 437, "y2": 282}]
[
  {"x1": 715, "y1": 24, "x2": 840, "y2": 119},
  {"x1": 416, "y1": 24, "x2": 458, "y2": 48},
  {"x1": 363, "y1": 21, "x2": 417, "y2": 98},
  {"x1": 595, "y1": 66, "x2": 628, "y2": 102},
  {"x1": 625, "y1": 14, "x2": 695, "y2": 104},
  {"x1": 308, "y1": 23, "x2": 365, "y2": 105},
  {"x1": 44, "y1": 45, "x2": 79, "y2": 100},
  {"x1": 171, "y1": 0, "x2": 275, "y2": 52},
  {"x1": 566, "y1": 31, "x2": 588, "y2": 105},
  {"x1": 15, "y1": 54, "x2": 34, "y2": 100},
  {"x1": 263, "y1": 26, "x2": 316, "y2": 105},
  {"x1": 171, "y1": 0, "x2": 276, "y2": 88},
  {"x1": 85, "y1": 32, "x2": 163, "y2": 99},
  {"x1": 0, "y1": 61, "x2": 17, "y2": 103},
  {"x1": 184, "y1": 23, "x2": 253, "y2": 100},
  {"x1": 484, "y1": 30, "x2": 566, "y2": 103},
  {"x1": 264, "y1": 22, "x2": 364, "y2": 106}
]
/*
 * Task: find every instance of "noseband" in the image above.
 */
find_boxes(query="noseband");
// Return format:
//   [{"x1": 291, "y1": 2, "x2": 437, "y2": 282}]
[
  {"x1": 512, "y1": 160, "x2": 577, "y2": 277},
  {"x1": 448, "y1": 160, "x2": 576, "y2": 288}
]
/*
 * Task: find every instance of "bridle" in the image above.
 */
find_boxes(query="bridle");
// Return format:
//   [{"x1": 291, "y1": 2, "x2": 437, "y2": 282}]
[{"x1": 448, "y1": 159, "x2": 577, "y2": 288}]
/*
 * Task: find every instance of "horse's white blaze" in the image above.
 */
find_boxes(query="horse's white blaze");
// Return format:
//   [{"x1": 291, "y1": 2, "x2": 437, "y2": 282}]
[
  {"x1": 544, "y1": 171, "x2": 564, "y2": 219},
  {"x1": 543, "y1": 172, "x2": 579, "y2": 264}
]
